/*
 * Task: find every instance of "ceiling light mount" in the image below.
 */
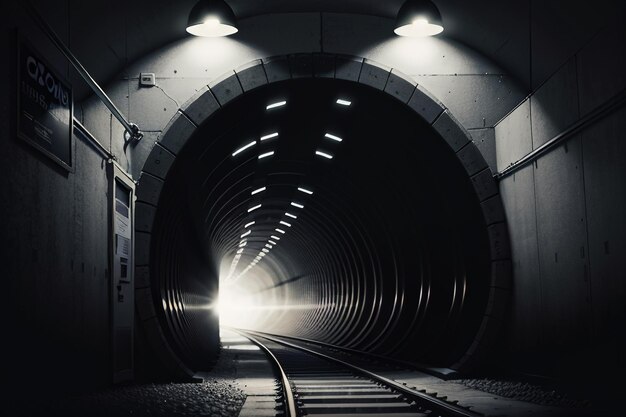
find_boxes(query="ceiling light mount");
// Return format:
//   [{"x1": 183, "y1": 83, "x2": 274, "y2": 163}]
[
  {"x1": 395, "y1": 0, "x2": 444, "y2": 37},
  {"x1": 186, "y1": 0, "x2": 238, "y2": 37}
]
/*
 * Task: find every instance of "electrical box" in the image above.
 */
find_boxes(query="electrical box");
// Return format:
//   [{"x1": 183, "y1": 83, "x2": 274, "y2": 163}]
[
  {"x1": 139, "y1": 72, "x2": 156, "y2": 87},
  {"x1": 109, "y1": 161, "x2": 135, "y2": 384}
]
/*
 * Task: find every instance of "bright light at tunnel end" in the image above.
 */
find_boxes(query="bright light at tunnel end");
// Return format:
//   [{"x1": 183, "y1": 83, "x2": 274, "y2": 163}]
[{"x1": 215, "y1": 286, "x2": 324, "y2": 329}]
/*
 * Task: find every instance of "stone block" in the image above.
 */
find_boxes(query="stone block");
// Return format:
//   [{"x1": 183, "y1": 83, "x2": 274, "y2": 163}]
[
  {"x1": 432, "y1": 110, "x2": 470, "y2": 152},
  {"x1": 480, "y1": 195, "x2": 506, "y2": 226},
  {"x1": 136, "y1": 287, "x2": 156, "y2": 320},
  {"x1": 236, "y1": 60, "x2": 268, "y2": 92},
  {"x1": 313, "y1": 53, "x2": 335, "y2": 78},
  {"x1": 209, "y1": 71, "x2": 243, "y2": 106},
  {"x1": 135, "y1": 231, "x2": 151, "y2": 266},
  {"x1": 471, "y1": 168, "x2": 498, "y2": 201},
  {"x1": 136, "y1": 202, "x2": 156, "y2": 233},
  {"x1": 457, "y1": 143, "x2": 489, "y2": 176},
  {"x1": 289, "y1": 53, "x2": 314, "y2": 78},
  {"x1": 142, "y1": 143, "x2": 175, "y2": 180},
  {"x1": 263, "y1": 56, "x2": 291, "y2": 83},
  {"x1": 384, "y1": 69, "x2": 416, "y2": 104},
  {"x1": 181, "y1": 86, "x2": 220, "y2": 126},
  {"x1": 359, "y1": 59, "x2": 390, "y2": 90},
  {"x1": 135, "y1": 265, "x2": 150, "y2": 289},
  {"x1": 158, "y1": 111, "x2": 196, "y2": 155},
  {"x1": 488, "y1": 222, "x2": 512, "y2": 260},
  {"x1": 335, "y1": 55, "x2": 363, "y2": 82},
  {"x1": 407, "y1": 85, "x2": 445, "y2": 124},
  {"x1": 136, "y1": 173, "x2": 164, "y2": 206}
]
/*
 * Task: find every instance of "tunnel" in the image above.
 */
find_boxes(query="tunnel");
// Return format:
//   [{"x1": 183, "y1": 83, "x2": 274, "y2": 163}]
[
  {"x1": 4, "y1": 0, "x2": 626, "y2": 414},
  {"x1": 136, "y1": 67, "x2": 507, "y2": 379}
]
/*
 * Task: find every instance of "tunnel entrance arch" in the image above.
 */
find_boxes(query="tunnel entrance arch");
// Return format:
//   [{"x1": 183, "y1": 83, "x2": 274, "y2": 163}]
[{"x1": 134, "y1": 54, "x2": 511, "y2": 380}]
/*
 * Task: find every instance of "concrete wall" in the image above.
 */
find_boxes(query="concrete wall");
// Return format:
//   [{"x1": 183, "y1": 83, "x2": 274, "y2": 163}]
[
  {"x1": 496, "y1": 21, "x2": 626, "y2": 380},
  {"x1": 0, "y1": 2, "x2": 121, "y2": 394},
  {"x1": 76, "y1": 13, "x2": 525, "y2": 180}
]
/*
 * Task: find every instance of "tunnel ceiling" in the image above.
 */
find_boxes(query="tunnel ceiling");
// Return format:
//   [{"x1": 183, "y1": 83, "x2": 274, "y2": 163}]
[
  {"x1": 150, "y1": 77, "x2": 493, "y2": 371},
  {"x1": 27, "y1": 0, "x2": 620, "y2": 100}
]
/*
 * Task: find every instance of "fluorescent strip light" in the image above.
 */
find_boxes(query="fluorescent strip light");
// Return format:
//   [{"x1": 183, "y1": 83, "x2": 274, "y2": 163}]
[
  {"x1": 232, "y1": 140, "x2": 256, "y2": 156},
  {"x1": 265, "y1": 244, "x2": 273, "y2": 249},
  {"x1": 259, "y1": 252, "x2": 266, "y2": 257},
  {"x1": 324, "y1": 133, "x2": 343, "y2": 142},
  {"x1": 266, "y1": 100, "x2": 286, "y2": 110},
  {"x1": 258, "y1": 151, "x2": 275, "y2": 159},
  {"x1": 336, "y1": 99, "x2": 352, "y2": 106},
  {"x1": 248, "y1": 204, "x2": 262, "y2": 213},
  {"x1": 270, "y1": 235, "x2": 281, "y2": 240},
  {"x1": 238, "y1": 241, "x2": 247, "y2": 247},
  {"x1": 297, "y1": 187, "x2": 313, "y2": 195},
  {"x1": 260, "y1": 132, "x2": 279, "y2": 141},
  {"x1": 244, "y1": 221, "x2": 255, "y2": 228},
  {"x1": 268, "y1": 240, "x2": 277, "y2": 245},
  {"x1": 285, "y1": 212, "x2": 297, "y2": 219},
  {"x1": 262, "y1": 248, "x2": 270, "y2": 253},
  {"x1": 279, "y1": 221, "x2": 291, "y2": 227},
  {"x1": 275, "y1": 228, "x2": 286, "y2": 234},
  {"x1": 240, "y1": 230, "x2": 251, "y2": 238},
  {"x1": 290, "y1": 202, "x2": 304, "y2": 209},
  {"x1": 255, "y1": 256, "x2": 261, "y2": 261},
  {"x1": 316, "y1": 150, "x2": 334, "y2": 159},
  {"x1": 251, "y1": 187, "x2": 266, "y2": 195},
  {"x1": 236, "y1": 248, "x2": 244, "y2": 254}
]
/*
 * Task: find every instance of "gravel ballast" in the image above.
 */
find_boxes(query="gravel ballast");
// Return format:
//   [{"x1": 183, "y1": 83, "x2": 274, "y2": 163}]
[
  {"x1": 452, "y1": 377, "x2": 591, "y2": 408},
  {"x1": 3, "y1": 345, "x2": 246, "y2": 417}
]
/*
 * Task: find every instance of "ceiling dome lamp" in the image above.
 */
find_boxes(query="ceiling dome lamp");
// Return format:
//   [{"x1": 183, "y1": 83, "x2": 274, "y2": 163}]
[
  {"x1": 186, "y1": 0, "x2": 238, "y2": 37},
  {"x1": 394, "y1": 0, "x2": 444, "y2": 37}
]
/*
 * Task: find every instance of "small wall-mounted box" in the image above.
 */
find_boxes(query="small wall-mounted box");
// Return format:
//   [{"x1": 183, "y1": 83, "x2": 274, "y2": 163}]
[{"x1": 139, "y1": 73, "x2": 156, "y2": 87}]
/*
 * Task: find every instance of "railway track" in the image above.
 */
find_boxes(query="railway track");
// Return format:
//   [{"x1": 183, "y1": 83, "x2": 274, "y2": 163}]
[{"x1": 236, "y1": 329, "x2": 481, "y2": 417}]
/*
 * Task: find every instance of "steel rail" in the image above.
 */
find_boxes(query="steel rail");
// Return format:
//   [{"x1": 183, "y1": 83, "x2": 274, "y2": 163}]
[
  {"x1": 240, "y1": 329, "x2": 482, "y2": 417},
  {"x1": 242, "y1": 329, "x2": 458, "y2": 379},
  {"x1": 232, "y1": 329, "x2": 297, "y2": 417}
]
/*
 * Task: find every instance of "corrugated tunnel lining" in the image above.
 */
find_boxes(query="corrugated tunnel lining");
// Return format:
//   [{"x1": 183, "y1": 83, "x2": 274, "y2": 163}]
[{"x1": 135, "y1": 57, "x2": 511, "y2": 379}]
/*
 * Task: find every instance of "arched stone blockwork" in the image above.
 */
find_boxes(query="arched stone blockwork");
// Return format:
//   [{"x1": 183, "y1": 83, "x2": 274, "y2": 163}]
[{"x1": 134, "y1": 53, "x2": 512, "y2": 379}]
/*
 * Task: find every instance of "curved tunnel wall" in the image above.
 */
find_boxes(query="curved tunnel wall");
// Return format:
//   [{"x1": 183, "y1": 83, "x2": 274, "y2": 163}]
[{"x1": 134, "y1": 55, "x2": 512, "y2": 379}]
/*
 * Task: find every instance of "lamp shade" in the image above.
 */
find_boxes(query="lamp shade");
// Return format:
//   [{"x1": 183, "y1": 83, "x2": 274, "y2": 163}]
[
  {"x1": 394, "y1": 0, "x2": 444, "y2": 37},
  {"x1": 186, "y1": 0, "x2": 238, "y2": 37}
]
